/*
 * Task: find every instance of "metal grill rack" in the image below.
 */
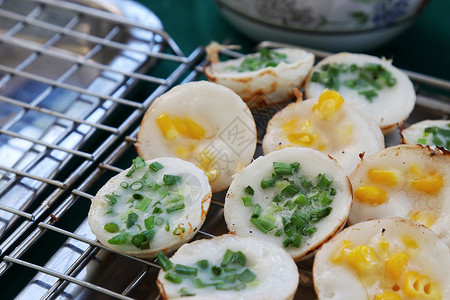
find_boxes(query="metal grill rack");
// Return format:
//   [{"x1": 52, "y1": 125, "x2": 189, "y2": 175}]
[{"x1": 1, "y1": 1, "x2": 449, "y2": 299}]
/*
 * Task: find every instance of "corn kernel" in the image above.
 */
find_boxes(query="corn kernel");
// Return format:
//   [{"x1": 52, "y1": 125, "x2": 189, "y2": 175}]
[
  {"x1": 185, "y1": 118, "x2": 205, "y2": 140},
  {"x1": 386, "y1": 252, "x2": 409, "y2": 281},
  {"x1": 373, "y1": 291, "x2": 402, "y2": 300},
  {"x1": 204, "y1": 169, "x2": 218, "y2": 182},
  {"x1": 314, "y1": 90, "x2": 344, "y2": 120},
  {"x1": 172, "y1": 117, "x2": 189, "y2": 137},
  {"x1": 331, "y1": 240, "x2": 352, "y2": 263},
  {"x1": 411, "y1": 173, "x2": 443, "y2": 194},
  {"x1": 409, "y1": 163, "x2": 421, "y2": 176},
  {"x1": 157, "y1": 113, "x2": 179, "y2": 140},
  {"x1": 288, "y1": 132, "x2": 315, "y2": 146},
  {"x1": 196, "y1": 149, "x2": 217, "y2": 182},
  {"x1": 282, "y1": 118, "x2": 297, "y2": 132},
  {"x1": 368, "y1": 169, "x2": 400, "y2": 186},
  {"x1": 409, "y1": 210, "x2": 438, "y2": 228},
  {"x1": 401, "y1": 236, "x2": 418, "y2": 250},
  {"x1": 354, "y1": 186, "x2": 387, "y2": 205},
  {"x1": 403, "y1": 271, "x2": 441, "y2": 299},
  {"x1": 175, "y1": 146, "x2": 190, "y2": 159},
  {"x1": 347, "y1": 245, "x2": 378, "y2": 273},
  {"x1": 378, "y1": 238, "x2": 390, "y2": 258}
]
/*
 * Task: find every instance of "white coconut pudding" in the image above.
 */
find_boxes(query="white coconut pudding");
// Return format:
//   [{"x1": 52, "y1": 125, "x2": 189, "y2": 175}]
[
  {"x1": 156, "y1": 234, "x2": 299, "y2": 300},
  {"x1": 314, "y1": 218, "x2": 450, "y2": 300},
  {"x1": 88, "y1": 157, "x2": 212, "y2": 257},
  {"x1": 204, "y1": 42, "x2": 315, "y2": 108},
  {"x1": 135, "y1": 81, "x2": 257, "y2": 193},
  {"x1": 224, "y1": 147, "x2": 352, "y2": 261},
  {"x1": 304, "y1": 52, "x2": 416, "y2": 133}
]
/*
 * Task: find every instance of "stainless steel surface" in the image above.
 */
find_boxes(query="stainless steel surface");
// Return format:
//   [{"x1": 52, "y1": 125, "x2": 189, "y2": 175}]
[{"x1": 0, "y1": 2, "x2": 449, "y2": 298}]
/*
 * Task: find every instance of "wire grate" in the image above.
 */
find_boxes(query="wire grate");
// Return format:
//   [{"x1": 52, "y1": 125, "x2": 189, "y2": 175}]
[{"x1": 1, "y1": 1, "x2": 449, "y2": 299}]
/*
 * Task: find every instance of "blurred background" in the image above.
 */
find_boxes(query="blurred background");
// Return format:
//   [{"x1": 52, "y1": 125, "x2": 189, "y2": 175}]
[{"x1": 139, "y1": 0, "x2": 450, "y2": 81}]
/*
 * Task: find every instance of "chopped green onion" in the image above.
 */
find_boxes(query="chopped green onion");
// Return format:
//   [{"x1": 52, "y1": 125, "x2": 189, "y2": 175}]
[
  {"x1": 163, "y1": 174, "x2": 181, "y2": 186},
  {"x1": 231, "y1": 251, "x2": 246, "y2": 266},
  {"x1": 166, "y1": 195, "x2": 184, "y2": 205},
  {"x1": 316, "y1": 174, "x2": 332, "y2": 190},
  {"x1": 281, "y1": 183, "x2": 300, "y2": 197},
  {"x1": 166, "y1": 203, "x2": 185, "y2": 213},
  {"x1": 132, "y1": 193, "x2": 144, "y2": 200},
  {"x1": 283, "y1": 222, "x2": 295, "y2": 237},
  {"x1": 251, "y1": 204, "x2": 261, "y2": 218},
  {"x1": 155, "y1": 217, "x2": 165, "y2": 226},
  {"x1": 260, "y1": 176, "x2": 277, "y2": 189},
  {"x1": 301, "y1": 178, "x2": 313, "y2": 190},
  {"x1": 105, "y1": 194, "x2": 117, "y2": 205},
  {"x1": 126, "y1": 156, "x2": 146, "y2": 177},
  {"x1": 330, "y1": 188, "x2": 337, "y2": 196},
  {"x1": 156, "y1": 251, "x2": 173, "y2": 271},
  {"x1": 160, "y1": 190, "x2": 170, "y2": 199},
  {"x1": 273, "y1": 195, "x2": 283, "y2": 203},
  {"x1": 292, "y1": 234, "x2": 302, "y2": 247},
  {"x1": 179, "y1": 288, "x2": 195, "y2": 296},
  {"x1": 104, "y1": 223, "x2": 119, "y2": 233},
  {"x1": 224, "y1": 274, "x2": 237, "y2": 284},
  {"x1": 126, "y1": 212, "x2": 138, "y2": 228},
  {"x1": 196, "y1": 260, "x2": 209, "y2": 270},
  {"x1": 302, "y1": 226, "x2": 317, "y2": 236},
  {"x1": 144, "y1": 216, "x2": 155, "y2": 230},
  {"x1": 165, "y1": 272, "x2": 182, "y2": 284},
  {"x1": 294, "y1": 194, "x2": 310, "y2": 207},
  {"x1": 283, "y1": 237, "x2": 293, "y2": 248},
  {"x1": 165, "y1": 220, "x2": 170, "y2": 232},
  {"x1": 291, "y1": 162, "x2": 300, "y2": 173},
  {"x1": 291, "y1": 213, "x2": 309, "y2": 229},
  {"x1": 273, "y1": 162, "x2": 293, "y2": 175},
  {"x1": 318, "y1": 192, "x2": 333, "y2": 206},
  {"x1": 120, "y1": 181, "x2": 128, "y2": 189},
  {"x1": 244, "y1": 185, "x2": 254, "y2": 195},
  {"x1": 211, "y1": 265, "x2": 222, "y2": 276},
  {"x1": 135, "y1": 197, "x2": 151, "y2": 212},
  {"x1": 131, "y1": 233, "x2": 150, "y2": 250},
  {"x1": 241, "y1": 196, "x2": 253, "y2": 207},
  {"x1": 221, "y1": 249, "x2": 234, "y2": 267},
  {"x1": 130, "y1": 181, "x2": 143, "y2": 190},
  {"x1": 173, "y1": 227, "x2": 186, "y2": 235},
  {"x1": 153, "y1": 207, "x2": 163, "y2": 214},
  {"x1": 238, "y1": 269, "x2": 256, "y2": 283},
  {"x1": 149, "y1": 161, "x2": 164, "y2": 172},
  {"x1": 250, "y1": 217, "x2": 276, "y2": 234},
  {"x1": 311, "y1": 206, "x2": 332, "y2": 222},
  {"x1": 275, "y1": 229, "x2": 283, "y2": 237},
  {"x1": 108, "y1": 232, "x2": 130, "y2": 245},
  {"x1": 175, "y1": 264, "x2": 198, "y2": 276},
  {"x1": 193, "y1": 277, "x2": 207, "y2": 288},
  {"x1": 276, "y1": 180, "x2": 290, "y2": 191},
  {"x1": 284, "y1": 200, "x2": 295, "y2": 211},
  {"x1": 358, "y1": 89, "x2": 378, "y2": 101}
]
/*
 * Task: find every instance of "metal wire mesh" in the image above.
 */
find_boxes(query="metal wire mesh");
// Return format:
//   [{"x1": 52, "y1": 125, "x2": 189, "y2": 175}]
[{"x1": 1, "y1": 1, "x2": 449, "y2": 299}]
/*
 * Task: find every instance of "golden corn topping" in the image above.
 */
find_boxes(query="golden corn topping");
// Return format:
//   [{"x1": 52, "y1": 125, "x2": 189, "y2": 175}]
[
  {"x1": 157, "y1": 113, "x2": 205, "y2": 140},
  {"x1": 331, "y1": 236, "x2": 442, "y2": 299},
  {"x1": 313, "y1": 89, "x2": 344, "y2": 120},
  {"x1": 354, "y1": 186, "x2": 388, "y2": 205}
]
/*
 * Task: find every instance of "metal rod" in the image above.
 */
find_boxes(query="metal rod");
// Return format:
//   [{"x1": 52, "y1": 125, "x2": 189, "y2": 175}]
[
  {"x1": 0, "y1": 129, "x2": 94, "y2": 160},
  {"x1": 0, "y1": 95, "x2": 120, "y2": 134},
  {"x1": 3, "y1": 256, "x2": 135, "y2": 300},
  {"x1": 0, "y1": 64, "x2": 144, "y2": 109},
  {"x1": 0, "y1": 165, "x2": 66, "y2": 189},
  {"x1": 0, "y1": 204, "x2": 35, "y2": 221}
]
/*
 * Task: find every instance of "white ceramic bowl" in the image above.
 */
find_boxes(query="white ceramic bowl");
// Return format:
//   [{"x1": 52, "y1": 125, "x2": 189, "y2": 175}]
[{"x1": 216, "y1": 0, "x2": 430, "y2": 52}]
